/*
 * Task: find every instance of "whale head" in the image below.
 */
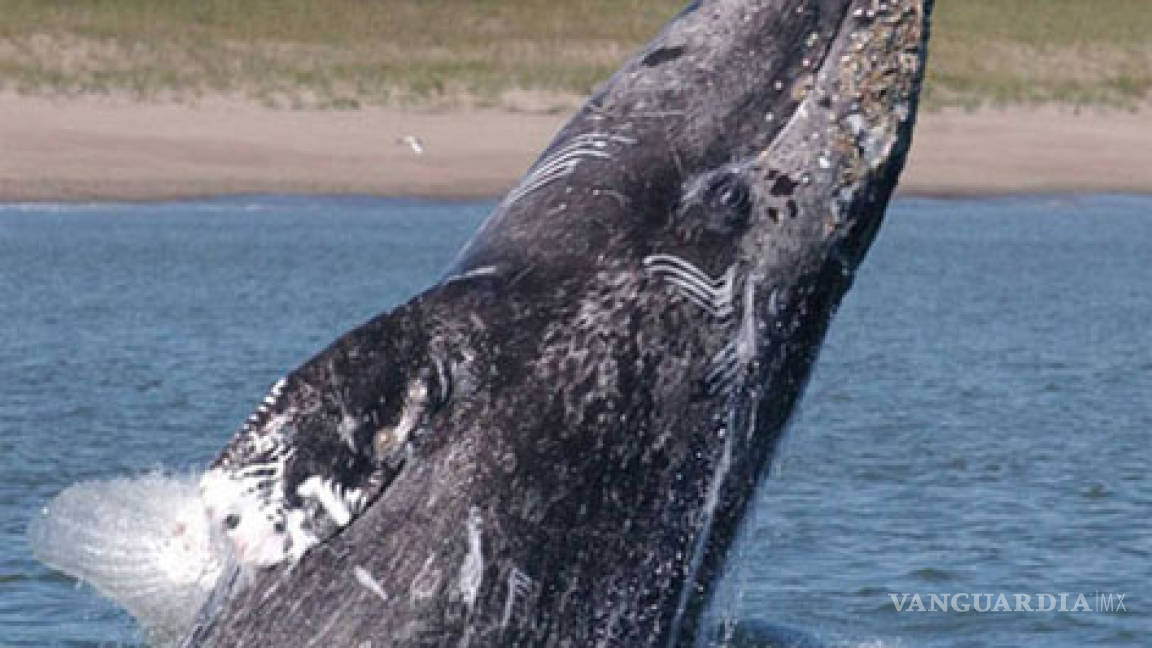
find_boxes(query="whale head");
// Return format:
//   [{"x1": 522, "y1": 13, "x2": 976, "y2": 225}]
[{"x1": 449, "y1": 0, "x2": 932, "y2": 335}]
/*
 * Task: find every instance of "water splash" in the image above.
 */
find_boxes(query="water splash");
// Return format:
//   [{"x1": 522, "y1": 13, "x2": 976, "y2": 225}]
[{"x1": 26, "y1": 471, "x2": 230, "y2": 646}]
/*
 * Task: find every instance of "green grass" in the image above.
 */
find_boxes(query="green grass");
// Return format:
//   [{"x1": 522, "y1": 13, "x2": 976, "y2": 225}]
[
  {"x1": 0, "y1": 0, "x2": 1149, "y2": 109},
  {"x1": 927, "y1": 0, "x2": 1152, "y2": 107}
]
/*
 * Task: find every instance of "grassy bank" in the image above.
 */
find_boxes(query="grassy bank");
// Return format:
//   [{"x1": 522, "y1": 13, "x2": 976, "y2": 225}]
[
  {"x1": 0, "y1": 0, "x2": 1149, "y2": 109},
  {"x1": 927, "y1": 0, "x2": 1152, "y2": 107}
]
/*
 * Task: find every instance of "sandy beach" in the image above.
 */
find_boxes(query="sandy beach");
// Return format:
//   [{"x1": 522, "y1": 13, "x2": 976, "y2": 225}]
[{"x1": 1, "y1": 93, "x2": 1149, "y2": 202}]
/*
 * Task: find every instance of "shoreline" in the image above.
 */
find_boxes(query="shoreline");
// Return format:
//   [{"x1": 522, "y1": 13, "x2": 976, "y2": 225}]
[{"x1": 3, "y1": 94, "x2": 1150, "y2": 202}]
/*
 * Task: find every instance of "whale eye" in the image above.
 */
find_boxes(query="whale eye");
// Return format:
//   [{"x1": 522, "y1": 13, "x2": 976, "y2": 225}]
[
  {"x1": 224, "y1": 513, "x2": 241, "y2": 530},
  {"x1": 273, "y1": 520, "x2": 285, "y2": 534},
  {"x1": 702, "y1": 172, "x2": 752, "y2": 231}
]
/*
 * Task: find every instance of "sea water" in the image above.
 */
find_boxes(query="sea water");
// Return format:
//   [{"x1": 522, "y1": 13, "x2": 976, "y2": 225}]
[{"x1": 1, "y1": 195, "x2": 1148, "y2": 647}]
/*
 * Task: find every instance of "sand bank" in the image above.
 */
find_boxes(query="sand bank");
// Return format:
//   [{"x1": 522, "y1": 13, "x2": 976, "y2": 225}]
[{"x1": 1, "y1": 94, "x2": 1148, "y2": 202}]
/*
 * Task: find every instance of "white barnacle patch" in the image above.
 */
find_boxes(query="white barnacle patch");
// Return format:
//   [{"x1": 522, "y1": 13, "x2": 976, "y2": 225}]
[
  {"x1": 503, "y1": 132, "x2": 636, "y2": 207},
  {"x1": 284, "y1": 508, "x2": 318, "y2": 562},
  {"x1": 643, "y1": 254, "x2": 737, "y2": 321},
  {"x1": 251, "y1": 415, "x2": 292, "y2": 456},
  {"x1": 457, "y1": 507, "x2": 484, "y2": 609},
  {"x1": 245, "y1": 377, "x2": 289, "y2": 428},
  {"x1": 344, "y1": 487, "x2": 366, "y2": 514},
  {"x1": 353, "y1": 565, "x2": 389, "y2": 603},
  {"x1": 297, "y1": 476, "x2": 354, "y2": 527}
]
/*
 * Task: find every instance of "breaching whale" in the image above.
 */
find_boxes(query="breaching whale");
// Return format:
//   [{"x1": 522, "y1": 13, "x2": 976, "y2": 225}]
[{"x1": 183, "y1": 0, "x2": 935, "y2": 645}]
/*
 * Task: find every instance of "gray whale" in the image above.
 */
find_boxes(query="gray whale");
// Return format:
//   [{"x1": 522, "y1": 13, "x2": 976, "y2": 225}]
[{"x1": 187, "y1": 0, "x2": 934, "y2": 645}]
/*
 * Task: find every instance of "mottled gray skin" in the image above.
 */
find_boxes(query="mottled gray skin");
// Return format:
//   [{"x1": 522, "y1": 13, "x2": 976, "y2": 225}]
[{"x1": 188, "y1": 0, "x2": 933, "y2": 645}]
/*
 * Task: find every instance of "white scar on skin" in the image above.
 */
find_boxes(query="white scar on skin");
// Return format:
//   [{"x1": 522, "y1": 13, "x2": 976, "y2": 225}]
[
  {"x1": 353, "y1": 565, "x2": 389, "y2": 603},
  {"x1": 644, "y1": 254, "x2": 756, "y2": 394},
  {"x1": 443, "y1": 264, "x2": 501, "y2": 285},
  {"x1": 409, "y1": 555, "x2": 441, "y2": 604},
  {"x1": 504, "y1": 133, "x2": 637, "y2": 207},
  {"x1": 643, "y1": 254, "x2": 737, "y2": 320},
  {"x1": 705, "y1": 278, "x2": 758, "y2": 394},
  {"x1": 457, "y1": 507, "x2": 484, "y2": 609}
]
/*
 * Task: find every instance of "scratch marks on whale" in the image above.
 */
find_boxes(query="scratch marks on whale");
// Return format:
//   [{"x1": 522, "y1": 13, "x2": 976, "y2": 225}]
[
  {"x1": 501, "y1": 567, "x2": 539, "y2": 631},
  {"x1": 504, "y1": 133, "x2": 637, "y2": 207},
  {"x1": 410, "y1": 555, "x2": 441, "y2": 604},
  {"x1": 643, "y1": 253, "x2": 760, "y2": 395},
  {"x1": 706, "y1": 279, "x2": 759, "y2": 395},
  {"x1": 643, "y1": 254, "x2": 737, "y2": 321}
]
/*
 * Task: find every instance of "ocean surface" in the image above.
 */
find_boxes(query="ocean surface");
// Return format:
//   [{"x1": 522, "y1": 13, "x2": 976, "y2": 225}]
[{"x1": 0, "y1": 195, "x2": 1148, "y2": 647}]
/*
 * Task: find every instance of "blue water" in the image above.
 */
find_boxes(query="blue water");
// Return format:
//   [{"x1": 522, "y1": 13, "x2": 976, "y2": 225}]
[{"x1": 1, "y1": 195, "x2": 1149, "y2": 647}]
